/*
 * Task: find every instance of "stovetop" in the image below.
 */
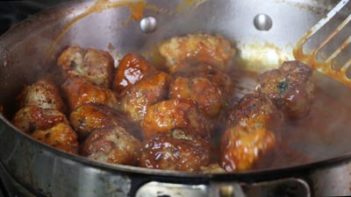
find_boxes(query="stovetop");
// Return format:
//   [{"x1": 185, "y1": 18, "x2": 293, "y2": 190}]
[{"x1": 0, "y1": 1, "x2": 69, "y2": 35}]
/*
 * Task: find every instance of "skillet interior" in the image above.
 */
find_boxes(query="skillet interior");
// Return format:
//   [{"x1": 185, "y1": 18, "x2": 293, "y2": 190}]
[{"x1": 1, "y1": 0, "x2": 351, "y2": 176}]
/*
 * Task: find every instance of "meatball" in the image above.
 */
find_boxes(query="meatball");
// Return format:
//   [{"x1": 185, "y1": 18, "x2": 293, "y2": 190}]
[
  {"x1": 159, "y1": 33, "x2": 235, "y2": 72},
  {"x1": 187, "y1": 64, "x2": 234, "y2": 98},
  {"x1": 257, "y1": 61, "x2": 314, "y2": 119},
  {"x1": 139, "y1": 129, "x2": 210, "y2": 172},
  {"x1": 12, "y1": 106, "x2": 67, "y2": 134},
  {"x1": 120, "y1": 72, "x2": 170, "y2": 122},
  {"x1": 62, "y1": 77, "x2": 118, "y2": 110},
  {"x1": 221, "y1": 94, "x2": 283, "y2": 172},
  {"x1": 70, "y1": 103, "x2": 139, "y2": 139},
  {"x1": 142, "y1": 99, "x2": 211, "y2": 139},
  {"x1": 32, "y1": 122, "x2": 79, "y2": 154},
  {"x1": 57, "y1": 46, "x2": 114, "y2": 88},
  {"x1": 113, "y1": 53, "x2": 156, "y2": 94},
  {"x1": 18, "y1": 79, "x2": 65, "y2": 112},
  {"x1": 170, "y1": 76, "x2": 224, "y2": 118},
  {"x1": 81, "y1": 126, "x2": 141, "y2": 165}
]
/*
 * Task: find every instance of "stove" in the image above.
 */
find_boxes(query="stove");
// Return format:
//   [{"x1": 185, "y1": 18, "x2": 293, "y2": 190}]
[
  {"x1": 0, "y1": 2, "x2": 68, "y2": 196},
  {"x1": 0, "y1": 1, "x2": 69, "y2": 35}
]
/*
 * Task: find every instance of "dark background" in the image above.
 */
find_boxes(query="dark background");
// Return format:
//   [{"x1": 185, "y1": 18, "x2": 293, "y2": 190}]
[{"x1": 0, "y1": 0, "x2": 70, "y2": 34}]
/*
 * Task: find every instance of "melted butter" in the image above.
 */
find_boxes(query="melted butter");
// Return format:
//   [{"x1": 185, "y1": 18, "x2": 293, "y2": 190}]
[
  {"x1": 293, "y1": 30, "x2": 351, "y2": 89},
  {"x1": 238, "y1": 42, "x2": 293, "y2": 73}
]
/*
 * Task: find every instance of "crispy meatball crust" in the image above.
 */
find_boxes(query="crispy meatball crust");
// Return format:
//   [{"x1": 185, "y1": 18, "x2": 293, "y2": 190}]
[
  {"x1": 159, "y1": 33, "x2": 235, "y2": 72},
  {"x1": 57, "y1": 46, "x2": 114, "y2": 88},
  {"x1": 170, "y1": 76, "x2": 224, "y2": 118},
  {"x1": 81, "y1": 126, "x2": 141, "y2": 165},
  {"x1": 139, "y1": 129, "x2": 210, "y2": 172},
  {"x1": 18, "y1": 79, "x2": 65, "y2": 112},
  {"x1": 142, "y1": 99, "x2": 211, "y2": 139},
  {"x1": 32, "y1": 122, "x2": 79, "y2": 154},
  {"x1": 62, "y1": 77, "x2": 118, "y2": 110},
  {"x1": 182, "y1": 64, "x2": 234, "y2": 98},
  {"x1": 113, "y1": 53, "x2": 156, "y2": 94},
  {"x1": 70, "y1": 103, "x2": 139, "y2": 139},
  {"x1": 221, "y1": 94, "x2": 283, "y2": 172},
  {"x1": 119, "y1": 72, "x2": 170, "y2": 122},
  {"x1": 12, "y1": 106, "x2": 67, "y2": 134},
  {"x1": 258, "y1": 61, "x2": 314, "y2": 119},
  {"x1": 221, "y1": 125, "x2": 277, "y2": 172}
]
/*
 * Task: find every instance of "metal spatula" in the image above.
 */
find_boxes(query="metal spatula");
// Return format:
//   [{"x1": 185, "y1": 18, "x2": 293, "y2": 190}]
[{"x1": 294, "y1": 0, "x2": 351, "y2": 88}]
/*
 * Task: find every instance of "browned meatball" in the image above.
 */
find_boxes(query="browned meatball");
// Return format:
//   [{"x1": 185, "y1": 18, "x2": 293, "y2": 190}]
[
  {"x1": 188, "y1": 64, "x2": 234, "y2": 98},
  {"x1": 57, "y1": 46, "x2": 114, "y2": 88},
  {"x1": 62, "y1": 77, "x2": 118, "y2": 110},
  {"x1": 12, "y1": 106, "x2": 67, "y2": 134},
  {"x1": 119, "y1": 72, "x2": 170, "y2": 122},
  {"x1": 170, "y1": 76, "x2": 224, "y2": 118},
  {"x1": 221, "y1": 94, "x2": 283, "y2": 172},
  {"x1": 81, "y1": 126, "x2": 141, "y2": 165},
  {"x1": 142, "y1": 99, "x2": 211, "y2": 139},
  {"x1": 113, "y1": 53, "x2": 156, "y2": 94},
  {"x1": 159, "y1": 34, "x2": 235, "y2": 72},
  {"x1": 18, "y1": 79, "x2": 65, "y2": 112},
  {"x1": 258, "y1": 61, "x2": 314, "y2": 119},
  {"x1": 32, "y1": 122, "x2": 79, "y2": 154},
  {"x1": 70, "y1": 103, "x2": 139, "y2": 139},
  {"x1": 139, "y1": 129, "x2": 210, "y2": 172}
]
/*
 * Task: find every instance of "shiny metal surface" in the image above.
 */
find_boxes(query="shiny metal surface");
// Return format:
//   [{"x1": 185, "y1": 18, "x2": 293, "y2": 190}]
[
  {"x1": 140, "y1": 16, "x2": 157, "y2": 33},
  {"x1": 253, "y1": 13, "x2": 273, "y2": 31},
  {"x1": 1, "y1": 0, "x2": 351, "y2": 196},
  {"x1": 135, "y1": 178, "x2": 311, "y2": 197}
]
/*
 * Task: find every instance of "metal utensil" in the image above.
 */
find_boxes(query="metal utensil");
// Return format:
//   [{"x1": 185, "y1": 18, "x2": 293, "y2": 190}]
[{"x1": 294, "y1": 0, "x2": 351, "y2": 88}]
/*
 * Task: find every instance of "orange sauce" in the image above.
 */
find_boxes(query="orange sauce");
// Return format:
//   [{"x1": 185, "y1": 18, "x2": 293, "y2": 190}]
[
  {"x1": 177, "y1": 0, "x2": 207, "y2": 12},
  {"x1": 293, "y1": 29, "x2": 351, "y2": 89},
  {"x1": 48, "y1": 0, "x2": 208, "y2": 59},
  {"x1": 48, "y1": 0, "x2": 147, "y2": 58}
]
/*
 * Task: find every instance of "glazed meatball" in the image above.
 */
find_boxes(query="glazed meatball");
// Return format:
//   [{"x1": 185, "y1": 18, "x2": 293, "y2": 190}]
[
  {"x1": 57, "y1": 46, "x2": 114, "y2": 88},
  {"x1": 32, "y1": 122, "x2": 79, "y2": 154},
  {"x1": 18, "y1": 79, "x2": 65, "y2": 112},
  {"x1": 139, "y1": 129, "x2": 210, "y2": 172},
  {"x1": 142, "y1": 99, "x2": 211, "y2": 139},
  {"x1": 221, "y1": 94, "x2": 283, "y2": 172},
  {"x1": 120, "y1": 72, "x2": 170, "y2": 122},
  {"x1": 12, "y1": 106, "x2": 67, "y2": 134},
  {"x1": 188, "y1": 64, "x2": 234, "y2": 98},
  {"x1": 81, "y1": 126, "x2": 141, "y2": 165},
  {"x1": 258, "y1": 61, "x2": 314, "y2": 119},
  {"x1": 113, "y1": 53, "x2": 156, "y2": 94},
  {"x1": 70, "y1": 103, "x2": 139, "y2": 139},
  {"x1": 62, "y1": 77, "x2": 118, "y2": 110},
  {"x1": 170, "y1": 76, "x2": 224, "y2": 118},
  {"x1": 159, "y1": 33, "x2": 235, "y2": 72}
]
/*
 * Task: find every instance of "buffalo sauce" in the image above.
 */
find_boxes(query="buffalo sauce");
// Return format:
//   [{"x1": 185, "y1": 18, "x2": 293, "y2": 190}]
[
  {"x1": 49, "y1": 0, "x2": 147, "y2": 58},
  {"x1": 213, "y1": 65, "x2": 351, "y2": 171},
  {"x1": 49, "y1": 0, "x2": 208, "y2": 58},
  {"x1": 293, "y1": 29, "x2": 351, "y2": 89}
]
